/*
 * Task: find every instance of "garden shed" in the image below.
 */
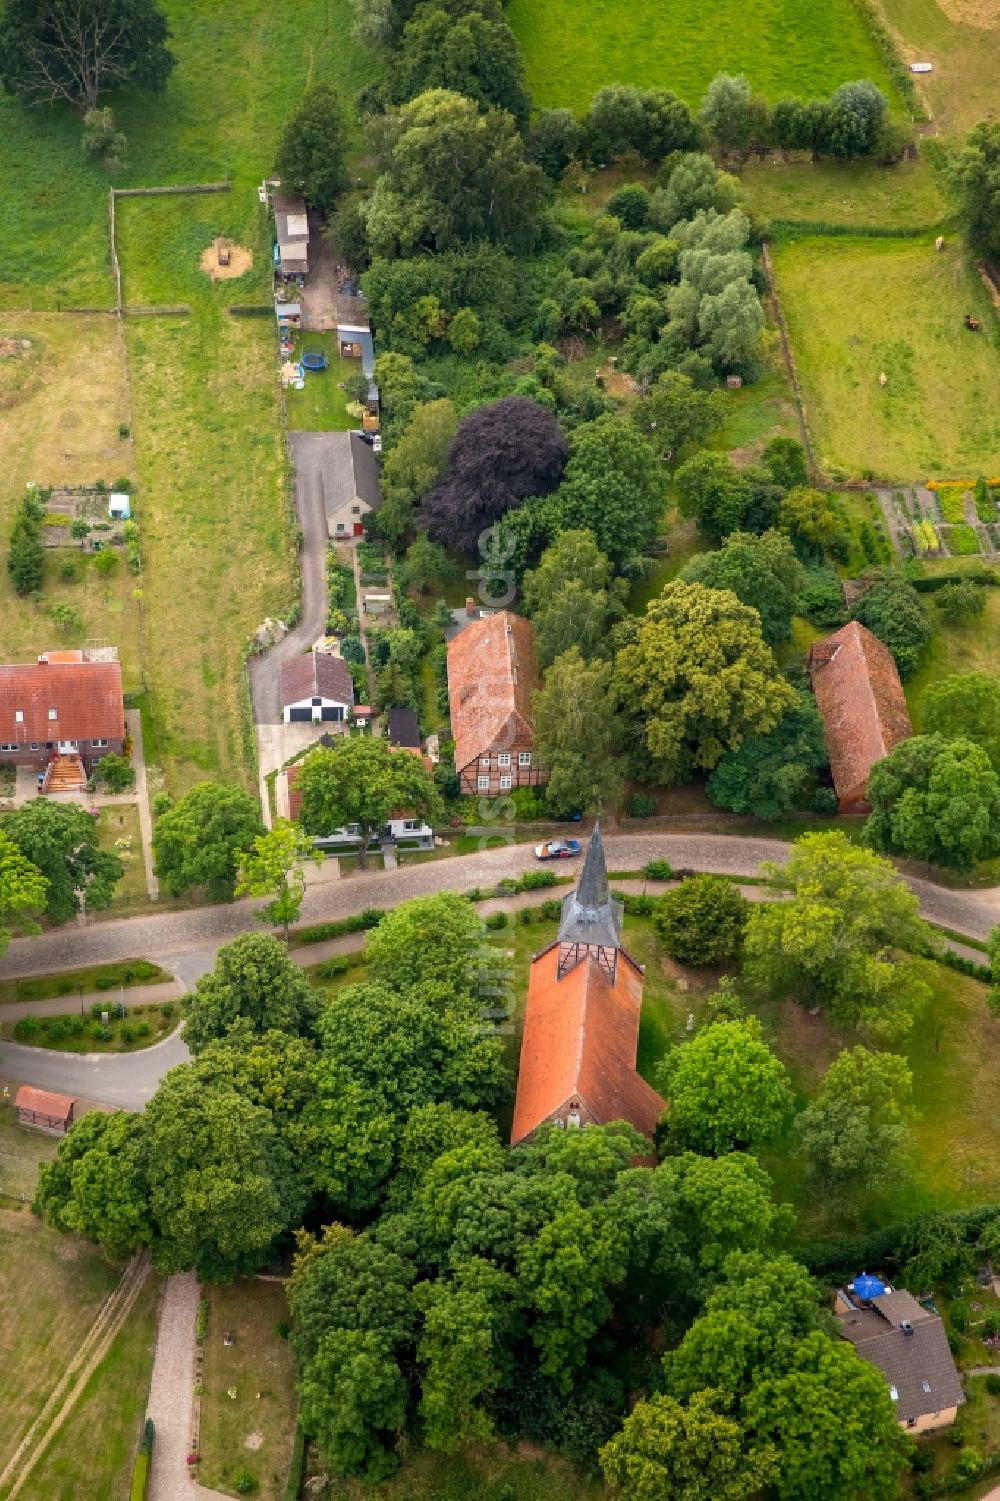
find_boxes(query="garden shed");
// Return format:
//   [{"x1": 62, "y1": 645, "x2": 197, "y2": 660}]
[
  {"x1": 108, "y1": 493, "x2": 131, "y2": 521},
  {"x1": 14, "y1": 1085, "x2": 76, "y2": 1134}
]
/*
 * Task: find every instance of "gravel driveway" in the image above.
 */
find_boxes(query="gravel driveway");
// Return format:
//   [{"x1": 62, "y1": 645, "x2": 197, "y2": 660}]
[{"x1": 147, "y1": 1271, "x2": 229, "y2": 1501}]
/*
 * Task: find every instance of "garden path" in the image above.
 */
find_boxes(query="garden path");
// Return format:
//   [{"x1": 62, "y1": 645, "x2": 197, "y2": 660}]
[{"x1": 147, "y1": 1271, "x2": 229, "y2": 1501}]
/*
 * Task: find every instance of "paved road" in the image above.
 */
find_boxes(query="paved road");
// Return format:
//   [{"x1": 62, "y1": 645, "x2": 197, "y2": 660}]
[
  {"x1": 248, "y1": 433, "x2": 330, "y2": 728},
  {"x1": 2, "y1": 834, "x2": 998, "y2": 1108}
]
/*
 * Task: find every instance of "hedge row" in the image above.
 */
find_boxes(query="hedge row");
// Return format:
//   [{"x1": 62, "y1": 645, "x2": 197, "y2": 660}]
[
  {"x1": 283, "y1": 1426, "x2": 306, "y2": 1501},
  {"x1": 292, "y1": 909, "x2": 385, "y2": 944},
  {"x1": 911, "y1": 570, "x2": 999, "y2": 593},
  {"x1": 795, "y1": 1204, "x2": 1000, "y2": 1280}
]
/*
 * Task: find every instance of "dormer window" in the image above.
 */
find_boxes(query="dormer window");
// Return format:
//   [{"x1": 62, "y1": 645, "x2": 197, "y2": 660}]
[
  {"x1": 922, "y1": 1380, "x2": 931, "y2": 1393},
  {"x1": 889, "y1": 1386, "x2": 899, "y2": 1401},
  {"x1": 48, "y1": 708, "x2": 57, "y2": 721},
  {"x1": 14, "y1": 710, "x2": 23, "y2": 723}
]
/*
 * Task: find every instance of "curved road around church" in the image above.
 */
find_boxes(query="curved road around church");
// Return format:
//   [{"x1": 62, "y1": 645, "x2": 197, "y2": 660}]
[{"x1": 2, "y1": 833, "x2": 998, "y2": 1108}]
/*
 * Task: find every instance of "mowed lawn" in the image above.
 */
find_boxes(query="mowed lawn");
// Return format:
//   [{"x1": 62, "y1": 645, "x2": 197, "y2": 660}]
[
  {"x1": 508, "y1": 0, "x2": 901, "y2": 113},
  {"x1": 772, "y1": 235, "x2": 1000, "y2": 480},
  {"x1": 199, "y1": 1281, "x2": 298, "y2": 1501},
  {"x1": 879, "y1": 0, "x2": 999, "y2": 133},
  {"x1": 0, "y1": 1207, "x2": 120, "y2": 1476},
  {"x1": 17, "y1": 1271, "x2": 161, "y2": 1501},
  {"x1": 0, "y1": 0, "x2": 378, "y2": 311},
  {"x1": 738, "y1": 154, "x2": 949, "y2": 230},
  {"x1": 123, "y1": 311, "x2": 292, "y2": 791}
]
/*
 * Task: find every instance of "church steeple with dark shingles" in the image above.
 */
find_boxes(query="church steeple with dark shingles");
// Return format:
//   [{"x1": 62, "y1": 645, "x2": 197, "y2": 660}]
[{"x1": 556, "y1": 822, "x2": 623, "y2": 978}]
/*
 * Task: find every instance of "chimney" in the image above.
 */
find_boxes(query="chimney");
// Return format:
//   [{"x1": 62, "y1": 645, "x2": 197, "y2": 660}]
[
  {"x1": 901, "y1": 1320, "x2": 914, "y2": 1336},
  {"x1": 465, "y1": 596, "x2": 476, "y2": 618}
]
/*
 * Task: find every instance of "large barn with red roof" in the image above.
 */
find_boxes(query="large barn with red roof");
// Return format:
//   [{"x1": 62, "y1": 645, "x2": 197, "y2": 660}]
[{"x1": 808, "y1": 621, "x2": 913, "y2": 815}]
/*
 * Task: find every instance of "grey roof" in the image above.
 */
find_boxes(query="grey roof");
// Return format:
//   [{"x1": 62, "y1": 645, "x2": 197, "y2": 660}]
[
  {"x1": 558, "y1": 823, "x2": 623, "y2": 952},
  {"x1": 317, "y1": 432, "x2": 382, "y2": 518},
  {"x1": 273, "y1": 192, "x2": 309, "y2": 241},
  {"x1": 838, "y1": 1294, "x2": 964, "y2": 1423},
  {"x1": 279, "y1": 652, "x2": 353, "y2": 708},
  {"x1": 388, "y1": 707, "x2": 420, "y2": 748}
]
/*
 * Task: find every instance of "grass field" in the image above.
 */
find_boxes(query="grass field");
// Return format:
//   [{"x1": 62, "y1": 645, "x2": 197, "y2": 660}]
[
  {"x1": 198, "y1": 1281, "x2": 298, "y2": 1501},
  {"x1": 508, "y1": 0, "x2": 902, "y2": 114},
  {"x1": 122, "y1": 309, "x2": 292, "y2": 791},
  {"x1": 0, "y1": 1100, "x2": 58, "y2": 1202},
  {"x1": 739, "y1": 154, "x2": 950, "y2": 229},
  {"x1": 0, "y1": 0, "x2": 378, "y2": 311},
  {"x1": 17, "y1": 1271, "x2": 160, "y2": 1501},
  {"x1": 772, "y1": 234, "x2": 1000, "y2": 480},
  {"x1": 0, "y1": 959, "x2": 169, "y2": 1008},
  {"x1": 906, "y1": 580, "x2": 1000, "y2": 719},
  {"x1": 0, "y1": 1207, "x2": 121, "y2": 1474},
  {"x1": 879, "y1": 0, "x2": 999, "y2": 133},
  {"x1": 97, "y1": 805, "x2": 150, "y2": 908}
]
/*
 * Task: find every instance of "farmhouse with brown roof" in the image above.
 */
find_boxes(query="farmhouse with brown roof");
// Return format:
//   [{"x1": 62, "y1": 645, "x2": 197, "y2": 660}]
[
  {"x1": 446, "y1": 610, "x2": 545, "y2": 796},
  {"x1": 808, "y1": 621, "x2": 912, "y2": 814},
  {"x1": 512, "y1": 825, "x2": 665, "y2": 1148},
  {"x1": 836, "y1": 1282, "x2": 964, "y2": 1433},
  {"x1": 0, "y1": 650, "x2": 125, "y2": 793}
]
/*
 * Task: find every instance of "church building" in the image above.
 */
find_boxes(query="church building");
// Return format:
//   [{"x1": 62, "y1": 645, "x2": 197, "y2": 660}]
[{"x1": 511, "y1": 824, "x2": 665, "y2": 1148}]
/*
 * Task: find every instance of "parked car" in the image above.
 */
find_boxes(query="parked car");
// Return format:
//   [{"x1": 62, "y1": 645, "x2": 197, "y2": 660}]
[{"x1": 534, "y1": 839, "x2": 581, "y2": 861}]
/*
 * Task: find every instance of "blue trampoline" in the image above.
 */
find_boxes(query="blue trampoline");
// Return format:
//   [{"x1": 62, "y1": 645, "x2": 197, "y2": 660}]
[{"x1": 301, "y1": 351, "x2": 329, "y2": 372}]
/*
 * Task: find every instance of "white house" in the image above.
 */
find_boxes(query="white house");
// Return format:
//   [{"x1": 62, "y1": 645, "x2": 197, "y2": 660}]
[
  {"x1": 278, "y1": 652, "x2": 354, "y2": 724},
  {"x1": 310, "y1": 814, "x2": 433, "y2": 850},
  {"x1": 321, "y1": 432, "x2": 382, "y2": 539}
]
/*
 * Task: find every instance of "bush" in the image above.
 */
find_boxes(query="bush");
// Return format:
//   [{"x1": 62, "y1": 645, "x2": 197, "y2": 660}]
[
  {"x1": 121, "y1": 1024, "x2": 135, "y2": 1045},
  {"x1": 985, "y1": 1374, "x2": 1000, "y2": 1396},
  {"x1": 315, "y1": 956, "x2": 351, "y2": 980},
  {"x1": 160, "y1": 1002, "x2": 175, "y2": 1018},
  {"x1": 519, "y1": 869, "x2": 557, "y2": 891},
  {"x1": 137, "y1": 1020, "x2": 151, "y2": 1037},
  {"x1": 484, "y1": 911, "x2": 508, "y2": 930},
  {"x1": 67, "y1": 1014, "x2": 86, "y2": 1037},
  {"x1": 93, "y1": 548, "x2": 120, "y2": 574},
  {"x1": 13, "y1": 1016, "x2": 40, "y2": 1040},
  {"x1": 643, "y1": 858, "x2": 673, "y2": 880},
  {"x1": 129, "y1": 1451, "x2": 150, "y2": 1501},
  {"x1": 654, "y1": 875, "x2": 749, "y2": 966},
  {"x1": 283, "y1": 1428, "x2": 305, "y2": 1501},
  {"x1": 518, "y1": 906, "x2": 535, "y2": 925},
  {"x1": 539, "y1": 898, "x2": 563, "y2": 921},
  {"x1": 90, "y1": 1021, "x2": 112, "y2": 1041},
  {"x1": 812, "y1": 785, "x2": 839, "y2": 814},
  {"x1": 195, "y1": 1299, "x2": 208, "y2": 1344},
  {"x1": 626, "y1": 793, "x2": 657, "y2": 818},
  {"x1": 512, "y1": 786, "x2": 547, "y2": 820},
  {"x1": 233, "y1": 1471, "x2": 257, "y2": 1496},
  {"x1": 47, "y1": 1019, "x2": 66, "y2": 1043},
  {"x1": 96, "y1": 975, "x2": 114, "y2": 991}
]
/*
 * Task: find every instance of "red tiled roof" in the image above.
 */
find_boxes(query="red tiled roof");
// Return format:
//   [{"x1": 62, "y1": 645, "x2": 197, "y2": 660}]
[
  {"x1": 511, "y1": 944, "x2": 665, "y2": 1146},
  {"x1": 14, "y1": 1085, "x2": 75, "y2": 1121},
  {"x1": 286, "y1": 762, "x2": 302, "y2": 822},
  {"x1": 809, "y1": 621, "x2": 913, "y2": 805},
  {"x1": 0, "y1": 659, "x2": 124, "y2": 744},
  {"x1": 447, "y1": 611, "x2": 539, "y2": 771},
  {"x1": 278, "y1": 653, "x2": 354, "y2": 709}
]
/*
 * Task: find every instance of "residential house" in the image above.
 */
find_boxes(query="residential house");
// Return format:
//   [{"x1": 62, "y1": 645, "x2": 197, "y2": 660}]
[
  {"x1": 14, "y1": 1085, "x2": 76, "y2": 1134},
  {"x1": 387, "y1": 706, "x2": 421, "y2": 752},
  {"x1": 0, "y1": 650, "x2": 125, "y2": 792},
  {"x1": 511, "y1": 824, "x2": 665, "y2": 1148},
  {"x1": 273, "y1": 191, "x2": 310, "y2": 277},
  {"x1": 808, "y1": 620, "x2": 913, "y2": 813},
  {"x1": 837, "y1": 1280, "x2": 964, "y2": 1433},
  {"x1": 278, "y1": 652, "x2": 354, "y2": 724},
  {"x1": 447, "y1": 610, "x2": 545, "y2": 796},
  {"x1": 320, "y1": 431, "x2": 382, "y2": 539}
]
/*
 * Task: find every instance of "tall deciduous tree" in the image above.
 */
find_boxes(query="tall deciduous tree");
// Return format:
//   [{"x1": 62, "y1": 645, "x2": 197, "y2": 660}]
[
  {"x1": 865, "y1": 733, "x2": 1000, "y2": 869},
  {"x1": 181, "y1": 933, "x2": 320, "y2": 1054},
  {"x1": 392, "y1": 0, "x2": 530, "y2": 127},
  {"x1": 0, "y1": 0, "x2": 173, "y2": 112},
  {"x1": 654, "y1": 874, "x2": 750, "y2": 966},
  {"x1": 523, "y1": 529, "x2": 628, "y2": 666},
  {"x1": 296, "y1": 736, "x2": 441, "y2": 870},
  {"x1": 675, "y1": 451, "x2": 753, "y2": 540},
  {"x1": 658, "y1": 1019, "x2": 793, "y2": 1156},
  {"x1": 236, "y1": 817, "x2": 322, "y2": 938},
  {"x1": 421, "y1": 395, "x2": 567, "y2": 553},
  {"x1": 796, "y1": 1046, "x2": 913, "y2": 1189},
  {"x1": 275, "y1": 82, "x2": 348, "y2": 213},
  {"x1": 546, "y1": 415, "x2": 666, "y2": 572},
  {"x1": 0, "y1": 828, "x2": 47, "y2": 959},
  {"x1": 614, "y1": 580, "x2": 795, "y2": 784},
  {"x1": 951, "y1": 120, "x2": 1000, "y2": 260},
  {"x1": 777, "y1": 486, "x2": 844, "y2": 559},
  {"x1": 707, "y1": 690, "x2": 829, "y2": 819},
  {"x1": 533, "y1": 648, "x2": 623, "y2": 816},
  {"x1": 601, "y1": 1388, "x2": 775, "y2": 1501},
  {"x1": 35, "y1": 1109, "x2": 150, "y2": 1261},
  {"x1": 152, "y1": 782, "x2": 264, "y2": 899},
  {"x1": 6, "y1": 798, "x2": 122, "y2": 922},
  {"x1": 363, "y1": 891, "x2": 501, "y2": 1001},
  {"x1": 682, "y1": 529, "x2": 805, "y2": 648},
  {"x1": 850, "y1": 569, "x2": 931, "y2": 680},
  {"x1": 921, "y1": 672, "x2": 1000, "y2": 773},
  {"x1": 364, "y1": 89, "x2": 548, "y2": 256},
  {"x1": 632, "y1": 370, "x2": 725, "y2": 469},
  {"x1": 742, "y1": 832, "x2": 932, "y2": 1042},
  {"x1": 699, "y1": 72, "x2": 757, "y2": 151},
  {"x1": 378, "y1": 398, "x2": 458, "y2": 546}
]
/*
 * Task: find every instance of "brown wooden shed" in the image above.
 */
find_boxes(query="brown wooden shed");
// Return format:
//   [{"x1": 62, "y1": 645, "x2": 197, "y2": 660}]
[{"x1": 14, "y1": 1085, "x2": 76, "y2": 1134}]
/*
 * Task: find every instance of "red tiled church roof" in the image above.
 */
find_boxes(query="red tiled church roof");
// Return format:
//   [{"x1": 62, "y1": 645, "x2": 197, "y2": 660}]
[
  {"x1": 511, "y1": 943, "x2": 665, "y2": 1146},
  {"x1": 808, "y1": 621, "x2": 912, "y2": 807},
  {"x1": 447, "y1": 611, "x2": 539, "y2": 771},
  {"x1": 0, "y1": 658, "x2": 124, "y2": 744}
]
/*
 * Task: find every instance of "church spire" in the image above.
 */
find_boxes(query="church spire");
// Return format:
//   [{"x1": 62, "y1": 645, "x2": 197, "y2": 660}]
[{"x1": 556, "y1": 821, "x2": 623, "y2": 978}]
